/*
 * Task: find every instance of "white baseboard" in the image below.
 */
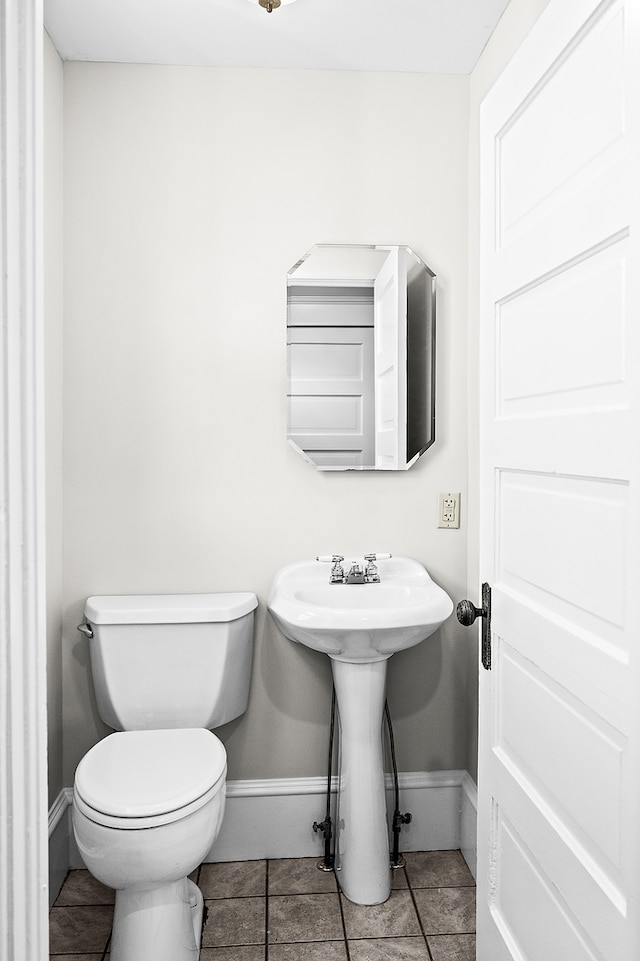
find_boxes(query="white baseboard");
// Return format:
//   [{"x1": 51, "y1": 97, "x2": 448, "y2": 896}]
[
  {"x1": 48, "y1": 788, "x2": 73, "y2": 908},
  {"x1": 460, "y1": 772, "x2": 478, "y2": 880},
  {"x1": 209, "y1": 775, "x2": 335, "y2": 863},
  {"x1": 49, "y1": 770, "x2": 478, "y2": 903}
]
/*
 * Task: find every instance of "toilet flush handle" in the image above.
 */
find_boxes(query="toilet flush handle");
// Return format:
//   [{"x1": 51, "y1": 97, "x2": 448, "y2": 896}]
[{"x1": 76, "y1": 623, "x2": 94, "y2": 639}]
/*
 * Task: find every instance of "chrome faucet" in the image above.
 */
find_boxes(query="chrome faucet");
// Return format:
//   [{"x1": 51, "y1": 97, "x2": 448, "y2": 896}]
[{"x1": 316, "y1": 553, "x2": 392, "y2": 584}]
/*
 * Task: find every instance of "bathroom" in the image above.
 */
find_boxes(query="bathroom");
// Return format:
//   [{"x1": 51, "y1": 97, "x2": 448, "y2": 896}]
[
  {"x1": 5, "y1": 0, "x2": 640, "y2": 957},
  {"x1": 45, "y1": 0, "x2": 483, "y2": 891},
  {"x1": 39, "y1": 6, "x2": 482, "y2": 945}
]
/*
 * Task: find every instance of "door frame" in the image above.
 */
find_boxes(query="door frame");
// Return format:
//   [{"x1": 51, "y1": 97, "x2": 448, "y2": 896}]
[{"x1": 0, "y1": 0, "x2": 49, "y2": 958}]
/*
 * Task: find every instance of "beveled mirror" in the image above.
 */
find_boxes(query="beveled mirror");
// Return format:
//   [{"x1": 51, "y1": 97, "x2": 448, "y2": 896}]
[{"x1": 287, "y1": 244, "x2": 436, "y2": 470}]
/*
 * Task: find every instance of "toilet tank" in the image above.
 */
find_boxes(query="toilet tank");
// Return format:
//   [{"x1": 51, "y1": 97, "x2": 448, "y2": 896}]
[{"x1": 83, "y1": 593, "x2": 258, "y2": 732}]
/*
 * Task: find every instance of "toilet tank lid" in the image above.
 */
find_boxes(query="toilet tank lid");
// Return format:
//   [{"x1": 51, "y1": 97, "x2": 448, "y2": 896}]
[{"x1": 85, "y1": 592, "x2": 258, "y2": 625}]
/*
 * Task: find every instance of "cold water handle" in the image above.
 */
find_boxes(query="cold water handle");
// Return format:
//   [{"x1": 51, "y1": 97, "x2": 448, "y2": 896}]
[{"x1": 363, "y1": 553, "x2": 392, "y2": 583}]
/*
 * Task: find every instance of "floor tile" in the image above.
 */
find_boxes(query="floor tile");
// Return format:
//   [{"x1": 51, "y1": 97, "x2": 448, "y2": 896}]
[
  {"x1": 49, "y1": 850, "x2": 476, "y2": 960},
  {"x1": 413, "y1": 887, "x2": 476, "y2": 935},
  {"x1": 268, "y1": 857, "x2": 338, "y2": 895},
  {"x1": 404, "y1": 852, "x2": 474, "y2": 889},
  {"x1": 49, "y1": 905, "x2": 113, "y2": 955},
  {"x1": 54, "y1": 869, "x2": 115, "y2": 906},
  {"x1": 199, "y1": 946, "x2": 265, "y2": 960},
  {"x1": 268, "y1": 893, "x2": 344, "y2": 943},
  {"x1": 348, "y1": 937, "x2": 431, "y2": 960},
  {"x1": 202, "y1": 896, "x2": 266, "y2": 947},
  {"x1": 268, "y1": 941, "x2": 348, "y2": 960},
  {"x1": 428, "y1": 933, "x2": 476, "y2": 961},
  {"x1": 199, "y1": 860, "x2": 267, "y2": 898},
  {"x1": 340, "y1": 890, "x2": 421, "y2": 940}
]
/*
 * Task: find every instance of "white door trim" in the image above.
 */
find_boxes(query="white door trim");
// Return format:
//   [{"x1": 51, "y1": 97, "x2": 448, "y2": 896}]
[{"x1": 0, "y1": 1, "x2": 49, "y2": 958}]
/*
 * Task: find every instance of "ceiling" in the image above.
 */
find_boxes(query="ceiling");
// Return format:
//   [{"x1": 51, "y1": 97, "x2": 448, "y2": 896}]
[{"x1": 44, "y1": 0, "x2": 511, "y2": 75}]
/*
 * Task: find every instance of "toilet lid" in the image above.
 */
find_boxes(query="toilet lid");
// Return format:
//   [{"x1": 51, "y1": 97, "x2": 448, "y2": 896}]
[{"x1": 74, "y1": 728, "x2": 226, "y2": 819}]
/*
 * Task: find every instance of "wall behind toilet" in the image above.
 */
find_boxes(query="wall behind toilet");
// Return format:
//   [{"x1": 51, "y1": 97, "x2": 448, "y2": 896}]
[{"x1": 61, "y1": 62, "x2": 471, "y2": 788}]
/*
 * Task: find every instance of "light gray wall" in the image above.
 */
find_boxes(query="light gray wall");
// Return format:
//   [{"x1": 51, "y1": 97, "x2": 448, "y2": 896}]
[
  {"x1": 44, "y1": 31, "x2": 64, "y2": 807},
  {"x1": 61, "y1": 63, "x2": 471, "y2": 786},
  {"x1": 465, "y1": 0, "x2": 554, "y2": 781}
]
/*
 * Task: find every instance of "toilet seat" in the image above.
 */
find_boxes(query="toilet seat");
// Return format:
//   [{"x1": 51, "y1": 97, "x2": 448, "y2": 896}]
[{"x1": 74, "y1": 728, "x2": 226, "y2": 830}]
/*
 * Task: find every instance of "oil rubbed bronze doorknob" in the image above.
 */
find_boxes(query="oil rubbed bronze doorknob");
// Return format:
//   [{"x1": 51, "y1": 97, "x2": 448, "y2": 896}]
[
  {"x1": 456, "y1": 599, "x2": 483, "y2": 626},
  {"x1": 456, "y1": 583, "x2": 492, "y2": 671}
]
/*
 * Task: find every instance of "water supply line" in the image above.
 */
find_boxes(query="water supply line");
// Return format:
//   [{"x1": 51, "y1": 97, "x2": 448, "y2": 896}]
[
  {"x1": 312, "y1": 688, "x2": 412, "y2": 872},
  {"x1": 385, "y1": 700, "x2": 412, "y2": 868},
  {"x1": 312, "y1": 685, "x2": 336, "y2": 871}
]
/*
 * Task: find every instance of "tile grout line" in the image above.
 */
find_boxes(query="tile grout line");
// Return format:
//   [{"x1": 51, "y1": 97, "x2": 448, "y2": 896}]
[
  {"x1": 101, "y1": 931, "x2": 112, "y2": 961},
  {"x1": 404, "y1": 864, "x2": 435, "y2": 961},
  {"x1": 265, "y1": 858, "x2": 270, "y2": 961},
  {"x1": 336, "y1": 882, "x2": 352, "y2": 961}
]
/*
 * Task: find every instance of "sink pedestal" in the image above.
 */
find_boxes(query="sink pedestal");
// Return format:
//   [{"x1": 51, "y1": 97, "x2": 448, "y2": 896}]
[{"x1": 331, "y1": 657, "x2": 391, "y2": 905}]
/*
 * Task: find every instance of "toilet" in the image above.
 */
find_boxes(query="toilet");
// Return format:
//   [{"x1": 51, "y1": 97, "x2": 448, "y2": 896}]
[{"x1": 72, "y1": 591, "x2": 258, "y2": 961}]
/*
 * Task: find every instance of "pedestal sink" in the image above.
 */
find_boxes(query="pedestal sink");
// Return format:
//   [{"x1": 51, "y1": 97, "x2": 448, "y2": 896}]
[{"x1": 267, "y1": 556, "x2": 453, "y2": 905}]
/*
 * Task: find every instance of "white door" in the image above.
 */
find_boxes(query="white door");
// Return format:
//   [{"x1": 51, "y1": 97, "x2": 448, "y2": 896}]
[
  {"x1": 374, "y1": 247, "x2": 407, "y2": 468},
  {"x1": 477, "y1": 1, "x2": 640, "y2": 959}
]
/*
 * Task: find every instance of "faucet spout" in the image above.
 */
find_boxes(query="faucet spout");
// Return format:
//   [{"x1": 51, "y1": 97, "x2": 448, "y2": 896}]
[{"x1": 345, "y1": 562, "x2": 365, "y2": 584}]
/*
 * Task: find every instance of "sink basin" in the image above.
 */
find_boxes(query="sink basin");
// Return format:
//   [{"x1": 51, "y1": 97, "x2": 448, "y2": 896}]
[{"x1": 268, "y1": 556, "x2": 453, "y2": 662}]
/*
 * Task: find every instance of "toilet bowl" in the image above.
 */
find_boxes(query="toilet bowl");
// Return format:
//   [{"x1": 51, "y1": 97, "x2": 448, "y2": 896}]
[
  {"x1": 72, "y1": 590, "x2": 257, "y2": 960},
  {"x1": 73, "y1": 728, "x2": 227, "y2": 961}
]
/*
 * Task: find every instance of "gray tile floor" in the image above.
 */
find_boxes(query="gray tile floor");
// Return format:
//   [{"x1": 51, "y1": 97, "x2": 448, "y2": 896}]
[{"x1": 49, "y1": 851, "x2": 476, "y2": 960}]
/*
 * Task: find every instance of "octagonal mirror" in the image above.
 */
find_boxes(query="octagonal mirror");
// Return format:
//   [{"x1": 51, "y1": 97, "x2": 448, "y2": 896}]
[{"x1": 287, "y1": 244, "x2": 436, "y2": 470}]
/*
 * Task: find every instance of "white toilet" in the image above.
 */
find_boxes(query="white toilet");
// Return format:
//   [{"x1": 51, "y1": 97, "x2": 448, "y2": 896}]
[{"x1": 72, "y1": 591, "x2": 258, "y2": 961}]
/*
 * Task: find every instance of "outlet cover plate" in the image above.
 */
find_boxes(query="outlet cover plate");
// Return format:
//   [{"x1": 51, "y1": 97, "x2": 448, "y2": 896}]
[{"x1": 438, "y1": 491, "x2": 460, "y2": 529}]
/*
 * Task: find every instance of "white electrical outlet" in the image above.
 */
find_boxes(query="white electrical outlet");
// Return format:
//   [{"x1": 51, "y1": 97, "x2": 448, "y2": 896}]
[{"x1": 438, "y1": 491, "x2": 460, "y2": 529}]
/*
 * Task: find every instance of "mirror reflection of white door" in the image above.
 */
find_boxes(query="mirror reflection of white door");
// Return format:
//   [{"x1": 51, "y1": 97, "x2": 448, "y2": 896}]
[
  {"x1": 287, "y1": 326, "x2": 375, "y2": 468},
  {"x1": 477, "y1": 0, "x2": 640, "y2": 958},
  {"x1": 374, "y1": 247, "x2": 407, "y2": 469}
]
